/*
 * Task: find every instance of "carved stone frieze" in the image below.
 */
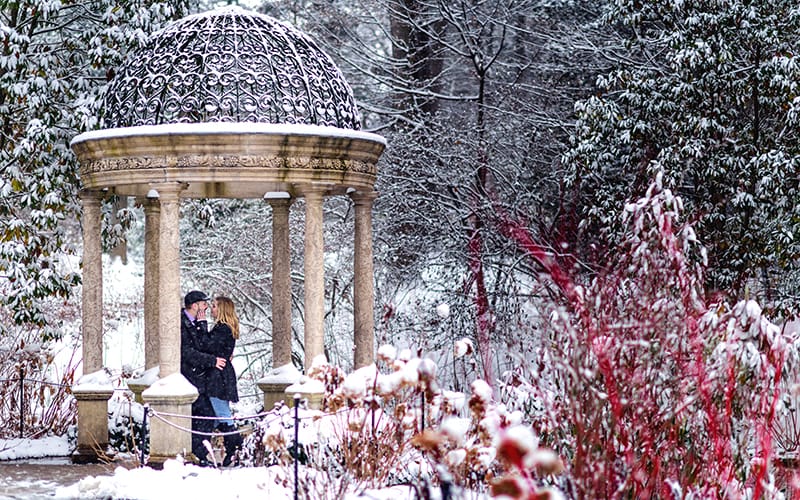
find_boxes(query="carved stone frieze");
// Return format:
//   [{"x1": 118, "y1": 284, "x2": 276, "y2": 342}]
[{"x1": 79, "y1": 155, "x2": 377, "y2": 177}]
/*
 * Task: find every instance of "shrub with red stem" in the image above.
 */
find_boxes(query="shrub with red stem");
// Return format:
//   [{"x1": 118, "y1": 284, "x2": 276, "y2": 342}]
[{"x1": 496, "y1": 174, "x2": 797, "y2": 498}]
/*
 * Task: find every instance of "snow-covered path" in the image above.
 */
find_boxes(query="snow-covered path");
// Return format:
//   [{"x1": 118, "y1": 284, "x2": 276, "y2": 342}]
[{"x1": 0, "y1": 458, "x2": 114, "y2": 499}]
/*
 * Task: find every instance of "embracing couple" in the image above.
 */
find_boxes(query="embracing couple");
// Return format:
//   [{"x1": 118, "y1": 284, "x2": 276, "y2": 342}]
[{"x1": 180, "y1": 290, "x2": 243, "y2": 467}]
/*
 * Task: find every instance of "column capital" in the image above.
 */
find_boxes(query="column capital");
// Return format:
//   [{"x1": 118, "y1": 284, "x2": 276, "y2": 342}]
[
  {"x1": 141, "y1": 196, "x2": 162, "y2": 212},
  {"x1": 79, "y1": 189, "x2": 104, "y2": 204},
  {"x1": 298, "y1": 183, "x2": 333, "y2": 198},
  {"x1": 147, "y1": 182, "x2": 188, "y2": 199},
  {"x1": 266, "y1": 197, "x2": 294, "y2": 210},
  {"x1": 349, "y1": 189, "x2": 379, "y2": 205}
]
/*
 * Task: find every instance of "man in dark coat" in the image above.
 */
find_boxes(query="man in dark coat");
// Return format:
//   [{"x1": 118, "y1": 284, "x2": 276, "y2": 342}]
[{"x1": 180, "y1": 290, "x2": 226, "y2": 465}]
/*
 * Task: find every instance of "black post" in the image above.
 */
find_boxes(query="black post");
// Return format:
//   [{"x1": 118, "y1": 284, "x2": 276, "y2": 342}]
[
  {"x1": 18, "y1": 367, "x2": 24, "y2": 438},
  {"x1": 420, "y1": 390, "x2": 425, "y2": 433},
  {"x1": 140, "y1": 404, "x2": 149, "y2": 467},
  {"x1": 293, "y1": 394, "x2": 300, "y2": 500}
]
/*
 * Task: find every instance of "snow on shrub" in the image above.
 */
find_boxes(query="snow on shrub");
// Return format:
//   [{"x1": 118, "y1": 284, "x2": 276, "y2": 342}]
[
  {"x1": 241, "y1": 351, "x2": 566, "y2": 498},
  {"x1": 499, "y1": 175, "x2": 800, "y2": 498}
]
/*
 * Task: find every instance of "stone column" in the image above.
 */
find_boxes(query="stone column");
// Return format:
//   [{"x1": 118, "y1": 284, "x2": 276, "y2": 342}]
[
  {"x1": 73, "y1": 190, "x2": 113, "y2": 464},
  {"x1": 141, "y1": 183, "x2": 197, "y2": 468},
  {"x1": 268, "y1": 197, "x2": 293, "y2": 368},
  {"x1": 302, "y1": 185, "x2": 327, "y2": 372},
  {"x1": 128, "y1": 195, "x2": 161, "y2": 403},
  {"x1": 143, "y1": 196, "x2": 161, "y2": 371},
  {"x1": 80, "y1": 191, "x2": 103, "y2": 374},
  {"x1": 155, "y1": 183, "x2": 184, "y2": 377},
  {"x1": 350, "y1": 190, "x2": 378, "y2": 368}
]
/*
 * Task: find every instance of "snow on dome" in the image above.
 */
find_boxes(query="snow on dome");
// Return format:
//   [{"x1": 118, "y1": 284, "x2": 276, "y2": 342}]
[{"x1": 102, "y1": 5, "x2": 361, "y2": 129}]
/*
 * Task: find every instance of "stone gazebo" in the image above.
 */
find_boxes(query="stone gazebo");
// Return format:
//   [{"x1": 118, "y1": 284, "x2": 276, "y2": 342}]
[{"x1": 70, "y1": 6, "x2": 385, "y2": 465}]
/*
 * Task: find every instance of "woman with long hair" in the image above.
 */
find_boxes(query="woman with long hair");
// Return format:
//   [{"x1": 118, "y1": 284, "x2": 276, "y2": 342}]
[{"x1": 206, "y1": 296, "x2": 242, "y2": 466}]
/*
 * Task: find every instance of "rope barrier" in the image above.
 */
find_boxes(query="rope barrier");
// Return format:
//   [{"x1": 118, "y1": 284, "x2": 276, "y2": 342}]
[
  {"x1": 153, "y1": 408, "x2": 277, "y2": 421},
  {"x1": 144, "y1": 400, "x2": 357, "y2": 441},
  {"x1": 147, "y1": 409, "x2": 283, "y2": 436},
  {"x1": 150, "y1": 402, "x2": 352, "y2": 423}
]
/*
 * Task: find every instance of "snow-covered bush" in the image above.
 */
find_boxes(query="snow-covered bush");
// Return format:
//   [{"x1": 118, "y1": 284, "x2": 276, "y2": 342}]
[
  {"x1": 242, "y1": 349, "x2": 566, "y2": 498},
  {"x1": 0, "y1": 325, "x2": 79, "y2": 439},
  {"x1": 502, "y1": 175, "x2": 800, "y2": 498}
]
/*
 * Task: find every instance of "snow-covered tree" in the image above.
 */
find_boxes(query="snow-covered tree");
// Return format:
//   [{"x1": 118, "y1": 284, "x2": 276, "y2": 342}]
[
  {"x1": 565, "y1": 0, "x2": 800, "y2": 312},
  {"x1": 257, "y1": 0, "x2": 614, "y2": 380},
  {"x1": 0, "y1": 0, "x2": 190, "y2": 339}
]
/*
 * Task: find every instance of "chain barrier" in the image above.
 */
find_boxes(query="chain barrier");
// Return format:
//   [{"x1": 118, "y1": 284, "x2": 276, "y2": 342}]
[
  {"x1": 144, "y1": 395, "x2": 308, "y2": 499},
  {"x1": 0, "y1": 377, "x2": 134, "y2": 392}
]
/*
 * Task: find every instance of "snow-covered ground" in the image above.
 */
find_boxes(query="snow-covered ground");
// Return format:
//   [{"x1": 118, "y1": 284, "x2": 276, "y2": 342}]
[
  {"x1": 53, "y1": 459, "x2": 421, "y2": 500},
  {"x1": 0, "y1": 433, "x2": 440, "y2": 500}
]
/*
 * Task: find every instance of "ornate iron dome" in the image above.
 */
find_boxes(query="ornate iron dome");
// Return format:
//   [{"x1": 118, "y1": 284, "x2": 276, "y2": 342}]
[{"x1": 102, "y1": 6, "x2": 361, "y2": 129}]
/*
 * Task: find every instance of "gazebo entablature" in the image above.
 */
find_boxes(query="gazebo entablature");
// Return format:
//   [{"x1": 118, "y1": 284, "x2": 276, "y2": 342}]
[
  {"x1": 69, "y1": 6, "x2": 385, "y2": 465},
  {"x1": 73, "y1": 123, "x2": 383, "y2": 199}
]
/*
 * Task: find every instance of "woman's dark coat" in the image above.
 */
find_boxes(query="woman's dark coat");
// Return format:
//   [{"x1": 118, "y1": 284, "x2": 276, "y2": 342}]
[{"x1": 204, "y1": 322, "x2": 239, "y2": 402}]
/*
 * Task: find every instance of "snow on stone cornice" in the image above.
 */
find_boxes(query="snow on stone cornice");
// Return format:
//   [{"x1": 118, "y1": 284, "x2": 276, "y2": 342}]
[
  {"x1": 257, "y1": 362, "x2": 302, "y2": 386},
  {"x1": 70, "y1": 122, "x2": 386, "y2": 147},
  {"x1": 141, "y1": 372, "x2": 199, "y2": 398},
  {"x1": 72, "y1": 369, "x2": 113, "y2": 392}
]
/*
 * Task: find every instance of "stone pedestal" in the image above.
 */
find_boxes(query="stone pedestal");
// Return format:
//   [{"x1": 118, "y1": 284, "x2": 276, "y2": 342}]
[
  {"x1": 72, "y1": 388, "x2": 114, "y2": 464},
  {"x1": 257, "y1": 363, "x2": 302, "y2": 411},
  {"x1": 142, "y1": 373, "x2": 198, "y2": 468},
  {"x1": 285, "y1": 377, "x2": 325, "y2": 410},
  {"x1": 259, "y1": 382, "x2": 295, "y2": 411},
  {"x1": 127, "y1": 366, "x2": 160, "y2": 404}
]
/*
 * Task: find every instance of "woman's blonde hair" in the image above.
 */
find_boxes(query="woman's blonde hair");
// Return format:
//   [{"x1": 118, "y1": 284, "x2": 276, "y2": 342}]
[{"x1": 215, "y1": 296, "x2": 240, "y2": 339}]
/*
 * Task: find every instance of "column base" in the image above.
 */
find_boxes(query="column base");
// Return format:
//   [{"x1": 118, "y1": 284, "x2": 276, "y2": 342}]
[
  {"x1": 71, "y1": 445, "x2": 116, "y2": 464},
  {"x1": 259, "y1": 382, "x2": 294, "y2": 411}
]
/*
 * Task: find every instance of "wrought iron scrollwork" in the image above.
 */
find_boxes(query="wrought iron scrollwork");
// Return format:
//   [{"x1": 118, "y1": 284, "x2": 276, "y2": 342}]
[{"x1": 103, "y1": 6, "x2": 361, "y2": 130}]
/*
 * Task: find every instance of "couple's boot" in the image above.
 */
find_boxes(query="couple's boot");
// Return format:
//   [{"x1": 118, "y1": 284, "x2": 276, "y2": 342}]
[{"x1": 221, "y1": 424, "x2": 243, "y2": 467}]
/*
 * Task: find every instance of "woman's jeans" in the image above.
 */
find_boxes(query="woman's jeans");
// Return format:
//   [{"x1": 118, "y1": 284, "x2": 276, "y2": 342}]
[{"x1": 209, "y1": 396, "x2": 234, "y2": 427}]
